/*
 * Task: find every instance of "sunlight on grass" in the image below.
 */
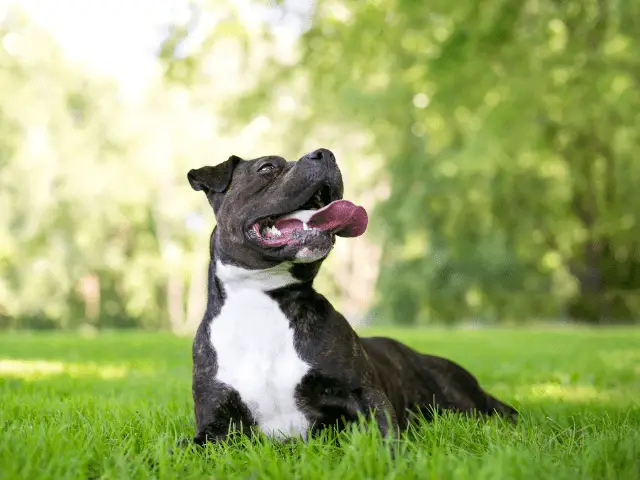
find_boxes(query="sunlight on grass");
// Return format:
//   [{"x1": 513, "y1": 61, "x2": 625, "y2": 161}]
[
  {"x1": 0, "y1": 359, "x2": 129, "y2": 380},
  {"x1": 525, "y1": 383, "x2": 611, "y2": 402}
]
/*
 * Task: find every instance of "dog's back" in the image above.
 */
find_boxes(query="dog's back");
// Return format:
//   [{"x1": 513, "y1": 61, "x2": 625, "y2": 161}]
[{"x1": 361, "y1": 336, "x2": 518, "y2": 426}]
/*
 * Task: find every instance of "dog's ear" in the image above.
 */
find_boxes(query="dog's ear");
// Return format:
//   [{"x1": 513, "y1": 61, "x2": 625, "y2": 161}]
[{"x1": 187, "y1": 155, "x2": 242, "y2": 194}]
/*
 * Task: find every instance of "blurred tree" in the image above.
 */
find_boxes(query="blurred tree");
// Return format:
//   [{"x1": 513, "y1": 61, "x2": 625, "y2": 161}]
[
  {"x1": 4, "y1": 0, "x2": 636, "y2": 329},
  {"x1": 0, "y1": 7, "x2": 156, "y2": 329},
  {"x1": 0, "y1": 6, "x2": 208, "y2": 331},
  {"x1": 165, "y1": 0, "x2": 640, "y2": 324}
]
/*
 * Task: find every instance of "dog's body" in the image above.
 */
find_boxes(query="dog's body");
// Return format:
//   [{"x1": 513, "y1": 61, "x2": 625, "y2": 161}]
[{"x1": 188, "y1": 149, "x2": 516, "y2": 444}]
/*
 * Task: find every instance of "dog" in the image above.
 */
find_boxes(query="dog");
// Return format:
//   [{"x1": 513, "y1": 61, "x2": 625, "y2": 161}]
[{"x1": 187, "y1": 148, "x2": 517, "y2": 444}]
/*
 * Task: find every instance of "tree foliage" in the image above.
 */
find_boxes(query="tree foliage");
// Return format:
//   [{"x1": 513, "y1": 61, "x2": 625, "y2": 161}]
[{"x1": 4, "y1": 1, "x2": 640, "y2": 329}]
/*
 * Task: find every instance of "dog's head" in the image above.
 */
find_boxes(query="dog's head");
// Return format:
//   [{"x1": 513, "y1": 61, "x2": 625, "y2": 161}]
[{"x1": 188, "y1": 148, "x2": 368, "y2": 277}]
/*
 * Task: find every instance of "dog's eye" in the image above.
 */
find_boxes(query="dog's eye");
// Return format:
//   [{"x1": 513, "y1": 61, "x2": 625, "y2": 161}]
[{"x1": 258, "y1": 163, "x2": 275, "y2": 173}]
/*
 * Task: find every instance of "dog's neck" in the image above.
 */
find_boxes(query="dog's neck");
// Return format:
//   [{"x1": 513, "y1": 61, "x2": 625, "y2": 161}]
[
  {"x1": 203, "y1": 254, "x2": 320, "y2": 328},
  {"x1": 206, "y1": 247, "x2": 319, "y2": 305},
  {"x1": 201, "y1": 228, "x2": 326, "y2": 324},
  {"x1": 214, "y1": 260, "x2": 301, "y2": 292}
]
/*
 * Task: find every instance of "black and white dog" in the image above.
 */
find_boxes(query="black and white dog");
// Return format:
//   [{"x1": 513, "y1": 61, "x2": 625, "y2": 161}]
[{"x1": 187, "y1": 148, "x2": 517, "y2": 444}]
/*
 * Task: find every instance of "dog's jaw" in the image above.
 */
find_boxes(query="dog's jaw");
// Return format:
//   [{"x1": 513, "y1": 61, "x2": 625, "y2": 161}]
[{"x1": 293, "y1": 247, "x2": 328, "y2": 263}]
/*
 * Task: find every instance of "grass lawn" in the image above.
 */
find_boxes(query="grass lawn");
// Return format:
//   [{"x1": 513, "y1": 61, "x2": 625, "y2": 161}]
[{"x1": 1, "y1": 328, "x2": 639, "y2": 479}]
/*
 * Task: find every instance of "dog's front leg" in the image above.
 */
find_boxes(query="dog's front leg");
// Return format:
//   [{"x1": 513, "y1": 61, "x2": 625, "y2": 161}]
[
  {"x1": 361, "y1": 388, "x2": 399, "y2": 439},
  {"x1": 193, "y1": 386, "x2": 256, "y2": 445}
]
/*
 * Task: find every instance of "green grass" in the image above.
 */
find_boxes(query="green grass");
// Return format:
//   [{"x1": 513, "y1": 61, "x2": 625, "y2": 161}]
[{"x1": 1, "y1": 328, "x2": 639, "y2": 479}]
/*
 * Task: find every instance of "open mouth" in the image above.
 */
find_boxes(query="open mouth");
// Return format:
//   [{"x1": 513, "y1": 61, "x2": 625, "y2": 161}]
[{"x1": 250, "y1": 185, "x2": 368, "y2": 248}]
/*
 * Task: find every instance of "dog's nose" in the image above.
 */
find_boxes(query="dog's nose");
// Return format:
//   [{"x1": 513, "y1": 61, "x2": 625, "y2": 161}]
[{"x1": 306, "y1": 148, "x2": 336, "y2": 163}]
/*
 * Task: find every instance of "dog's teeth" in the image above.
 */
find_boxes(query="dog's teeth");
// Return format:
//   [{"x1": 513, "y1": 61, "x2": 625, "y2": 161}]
[{"x1": 264, "y1": 226, "x2": 281, "y2": 238}]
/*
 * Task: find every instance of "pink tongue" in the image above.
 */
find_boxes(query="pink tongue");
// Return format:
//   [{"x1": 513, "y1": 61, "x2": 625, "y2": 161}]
[{"x1": 275, "y1": 200, "x2": 368, "y2": 237}]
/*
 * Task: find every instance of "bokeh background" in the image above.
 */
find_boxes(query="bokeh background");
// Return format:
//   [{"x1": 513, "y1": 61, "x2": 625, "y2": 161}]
[{"x1": 1, "y1": 0, "x2": 639, "y2": 334}]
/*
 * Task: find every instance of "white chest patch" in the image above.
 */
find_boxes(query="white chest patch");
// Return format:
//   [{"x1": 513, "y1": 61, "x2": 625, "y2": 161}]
[{"x1": 210, "y1": 261, "x2": 311, "y2": 440}]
